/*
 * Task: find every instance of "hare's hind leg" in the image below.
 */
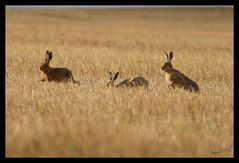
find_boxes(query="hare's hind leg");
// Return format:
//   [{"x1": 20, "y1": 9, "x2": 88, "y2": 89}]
[
  {"x1": 64, "y1": 71, "x2": 74, "y2": 83},
  {"x1": 144, "y1": 84, "x2": 149, "y2": 93},
  {"x1": 185, "y1": 84, "x2": 198, "y2": 93},
  {"x1": 191, "y1": 85, "x2": 199, "y2": 93},
  {"x1": 69, "y1": 72, "x2": 80, "y2": 85},
  {"x1": 63, "y1": 78, "x2": 68, "y2": 83},
  {"x1": 168, "y1": 82, "x2": 175, "y2": 89}
]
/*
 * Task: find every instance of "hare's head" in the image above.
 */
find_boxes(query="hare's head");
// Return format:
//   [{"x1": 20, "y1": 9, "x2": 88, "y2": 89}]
[
  {"x1": 106, "y1": 72, "x2": 119, "y2": 87},
  {"x1": 161, "y1": 51, "x2": 173, "y2": 72},
  {"x1": 40, "y1": 50, "x2": 53, "y2": 71}
]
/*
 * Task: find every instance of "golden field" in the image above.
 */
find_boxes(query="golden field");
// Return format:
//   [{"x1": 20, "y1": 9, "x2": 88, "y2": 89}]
[{"x1": 6, "y1": 7, "x2": 233, "y2": 157}]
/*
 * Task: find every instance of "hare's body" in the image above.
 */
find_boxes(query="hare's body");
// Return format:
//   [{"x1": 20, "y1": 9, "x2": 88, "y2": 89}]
[
  {"x1": 161, "y1": 51, "x2": 199, "y2": 92},
  {"x1": 107, "y1": 72, "x2": 149, "y2": 89},
  {"x1": 40, "y1": 65, "x2": 75, "y2": 83},
  {"x1": 117, "y1": 76, "x2": 149, "y2": 88},
  {"x1": 40, "y1": 50, "x2": 80, "y2": 84},
  {"x1": 165, "y1": 69, "x2": 199, "y2": 92}
]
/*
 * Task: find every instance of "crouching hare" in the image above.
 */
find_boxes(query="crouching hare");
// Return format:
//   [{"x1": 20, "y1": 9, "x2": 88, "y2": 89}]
[
  {"x1": 107, "y1": 72, "x2": 149, "y2": 89},
  {"x1": 161, "y1": 51, "x2": 199, "y2": 93},
  {"x1": 40, "y1": 50, "x2": 80, "y2": 85}
]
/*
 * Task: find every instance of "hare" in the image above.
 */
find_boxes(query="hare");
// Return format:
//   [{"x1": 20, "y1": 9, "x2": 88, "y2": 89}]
[
  {"x1": 106, "y1": 72, "x2": 149, "y2": 88},
  {"x1": 39, "y1": 50, "x2": 80, "y2": 85},
  {"x1": 161, "y1": 51, "x2": 199, "y2": 92}
]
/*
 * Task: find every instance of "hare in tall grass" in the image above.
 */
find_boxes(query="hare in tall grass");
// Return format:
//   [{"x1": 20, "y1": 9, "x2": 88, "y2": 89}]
[
  {"x1": 161, "y1": 51, "x2": 199, "y2": 92},
  {"x1": 106, "y1": 72, "x2": 149, "y2": 88},
  {"x1": 39, "y1": 50, "x2": 80, "y2": 85}
]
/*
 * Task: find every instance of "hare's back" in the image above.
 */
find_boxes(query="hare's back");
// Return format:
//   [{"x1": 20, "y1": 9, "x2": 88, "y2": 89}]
[
  {"x1": 53, "y1": 67, "x2": 71, "y2": 74},
  {"x1": 48, "y1": 68, "x2": 72, "y2": 81},
  {"x1": 131, "y1": 77, "x2": 148, "y2": 86},
  {"x1": 117, "y1": 79, "x2": 131, "y2": 87},
  {"x1": 171, "y1": 69, "x2": 191, "y2": 84},
  {"x1": 172, "y1": 69, "x2": 199, "y2": 91}
]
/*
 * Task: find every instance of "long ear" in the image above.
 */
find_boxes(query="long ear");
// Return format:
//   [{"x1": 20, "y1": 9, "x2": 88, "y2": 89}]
[
  {"x1": 169, "y1": 51, "x2": 173, "y2": 61},
  {"x1": 113, "y1": 72, "x2": 119, "y2": 81},
  {"x1": 109, "y1": 72, "x2": 113, "y2": 80},
  {"x1": 45, "y1": 51, "x2": 53, "y2": 64},
  {"x1": 45, "y1": 50, "x2": 49, "y2": 63},
  {"x1": 48, "y1": 52, "x2": 53, "y2": 60},
  {"x1": 45, "y1": 52, "x2": 48, "y2": 63},
  {"x1": 164, "y1": 52, "x2": 169, "y2": 60}
]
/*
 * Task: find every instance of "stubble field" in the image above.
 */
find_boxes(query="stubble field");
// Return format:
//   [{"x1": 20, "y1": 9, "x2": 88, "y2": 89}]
[{"x1": 6, "y1": 8, "x2": 233, "y2": 157}]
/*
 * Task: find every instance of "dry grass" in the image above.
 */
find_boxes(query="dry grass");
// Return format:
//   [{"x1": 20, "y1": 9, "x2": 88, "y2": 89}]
[{"x1": 6, "y1": 7, "x2": 233, "y2": 157}]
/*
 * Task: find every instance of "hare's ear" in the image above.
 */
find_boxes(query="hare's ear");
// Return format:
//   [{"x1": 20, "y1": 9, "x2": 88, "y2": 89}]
[
  {"x1": 48, "y1": 52, "x2": 53, "y2": 60},
  {"x1": 45, "y1": 51, "x2": 53, "y2": 64},
  {"x1": 109, "y1": 72, "x2": 113, "y2": 80},
  {"x1": 164, "y1": 52, "x2": 169, "y2": 60},
  {"x1": 169, "y1": 51, "x2": 173, "y2": 61},
  {"x1": 113, "y1": 72, "x2": 119, "y2": 81},
  {"x1": 45, "y1": 52, "x2": 48, "y2": 63}
]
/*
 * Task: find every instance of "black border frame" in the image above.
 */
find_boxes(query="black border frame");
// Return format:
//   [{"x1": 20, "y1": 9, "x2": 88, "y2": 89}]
[
  {"x1": 1, "y1": 0, "x2": 5, "y2": 159},
  {"x1": 2, "y1": 0, "x2": 238, "y2": 159}
]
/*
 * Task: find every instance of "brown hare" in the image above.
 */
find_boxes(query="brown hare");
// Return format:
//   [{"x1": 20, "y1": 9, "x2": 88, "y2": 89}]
[
  {"x1": 106, "y1": 72, "x2": 149, "y2": 88},
  {"x1": 40, "y1": 50, "x2": 80, "y2": 85},
  {"x1": 161, "y1": 51, "x2": 199, "y2": 93}
]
